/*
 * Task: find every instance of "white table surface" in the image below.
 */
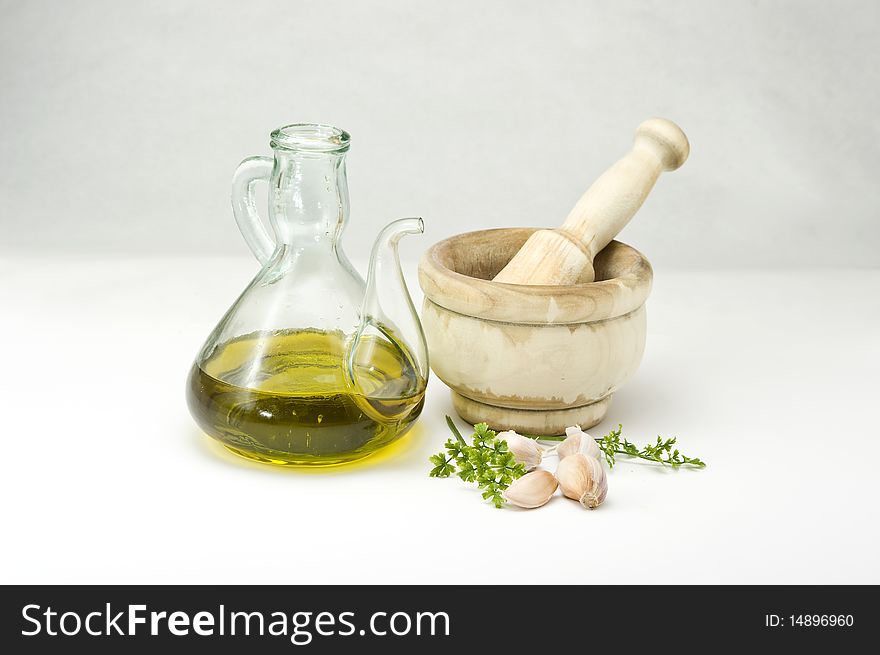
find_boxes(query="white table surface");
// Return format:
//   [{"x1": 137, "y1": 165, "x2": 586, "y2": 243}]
[{"x1": 1, "y1": 254, "x2": 878, "y2": 584}]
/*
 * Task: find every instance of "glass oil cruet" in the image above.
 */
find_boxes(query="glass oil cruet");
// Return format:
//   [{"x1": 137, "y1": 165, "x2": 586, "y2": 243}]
[{"x1": 187, "y1": 123, "x2": 429, "y2": 466}]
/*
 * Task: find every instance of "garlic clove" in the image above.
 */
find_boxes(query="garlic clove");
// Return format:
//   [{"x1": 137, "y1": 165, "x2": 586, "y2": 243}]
[
  {"x1": 565, "y1": 425, "x2": 583, "y2": 438},
  {"x1": 558, "y1": 426, "x2": 602, "y2": 461},
  {"x1": 578, "y1": 431, "x2": 602, "y2": 461},
  {"x1": 497, "y1": 429, "x2": 543, "y2": 471},
  {"x1": 503, "y1": 470, "x2": 559, "y2": 509},
  {"x1": 557, "y1": 431, "x2": 582, "y2": 460},
  {"x1": 556, "y1": 453, "x2": 608, "y2": 509}
]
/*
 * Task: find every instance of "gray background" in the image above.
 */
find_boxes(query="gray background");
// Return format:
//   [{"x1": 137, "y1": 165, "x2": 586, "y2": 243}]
[{"x1": 1, "y1": 0, "x2": 877, "y2": 268}]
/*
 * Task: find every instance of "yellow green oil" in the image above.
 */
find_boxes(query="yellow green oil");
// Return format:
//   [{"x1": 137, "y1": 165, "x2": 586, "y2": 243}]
[{"x1": 187, "y1": 329, "x2": 425, "y2": 466}]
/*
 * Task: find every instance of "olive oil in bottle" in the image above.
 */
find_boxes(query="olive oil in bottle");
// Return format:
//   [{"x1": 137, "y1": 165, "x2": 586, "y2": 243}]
[{"x1": 187, "y1": 329, "x2": 426, "y2": 466}]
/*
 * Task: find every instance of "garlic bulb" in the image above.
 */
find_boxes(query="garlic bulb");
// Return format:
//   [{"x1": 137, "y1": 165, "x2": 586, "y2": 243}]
[
  {"x1": 557, "y1": 425, "x2": 602, "y2": 461},
  {"x1": 497, "y1": 430, "x2": 543, "y2": 471},
  {"x1": 556, "y1": 453, "x2": 608, "y2": 509},
  {"x1": 503, "y1": 470, "x2": 559, "y2": 509}
]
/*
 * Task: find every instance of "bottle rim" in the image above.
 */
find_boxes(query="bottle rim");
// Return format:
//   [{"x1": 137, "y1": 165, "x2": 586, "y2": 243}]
[{"x1": 270, "y1": 123, "x2": 351, "y2": 153}]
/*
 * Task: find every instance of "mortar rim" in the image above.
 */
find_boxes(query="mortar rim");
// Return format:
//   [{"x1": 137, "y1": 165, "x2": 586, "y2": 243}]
[{"x1": 417, "y1": 227, "x2": 653, "y2": 324}]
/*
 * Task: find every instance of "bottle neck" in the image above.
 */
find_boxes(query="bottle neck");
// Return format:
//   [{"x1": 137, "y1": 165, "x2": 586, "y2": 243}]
[{"x1": 269, "y1": 150, "x2": 349, "y2": 248}]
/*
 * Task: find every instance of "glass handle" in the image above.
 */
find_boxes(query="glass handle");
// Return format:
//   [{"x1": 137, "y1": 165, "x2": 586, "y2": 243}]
[{"x1": 231, "y1": 156, "x2": 275, "y2": 265}]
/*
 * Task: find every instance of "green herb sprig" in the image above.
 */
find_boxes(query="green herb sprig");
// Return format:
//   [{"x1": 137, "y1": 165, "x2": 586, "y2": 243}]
[
  {"x1": 429, "y1": 417, "x2": 705, "y2": 508},
  {"x1": 429, "y1": 417, "x2": 526, "y2": 508},
  {"x1": 594, "y1": 424, "x2": 706, "y2": 469},
  {"x1": 514, "y1": 423, "x2": 705, "y2": 468}
]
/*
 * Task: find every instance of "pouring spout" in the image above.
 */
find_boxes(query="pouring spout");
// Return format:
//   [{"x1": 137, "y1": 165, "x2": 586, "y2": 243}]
[
  {"x1": 345, "y1": 218, "x2": 429, "y2": 406},
  {"x1": 363, "y1": 217, "x2": 424, "y2": 314},
  {"x1": 361, "y1": 217, "x2": 425, "y2": 347}
]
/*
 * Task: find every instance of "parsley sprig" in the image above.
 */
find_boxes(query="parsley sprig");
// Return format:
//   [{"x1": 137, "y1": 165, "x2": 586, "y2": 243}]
[
  {"x1": 428, "y1": 416, "x2": 527, "y2": 508},
  {"x1": 429, "y1": 417, "x2": 705, "y2": 508},
  {"x1": 594, "y1": 424, "x2": 706, "y2": 469},
  {"x1": 521, "y1": 424, "x2": 705, "y2": 468}
]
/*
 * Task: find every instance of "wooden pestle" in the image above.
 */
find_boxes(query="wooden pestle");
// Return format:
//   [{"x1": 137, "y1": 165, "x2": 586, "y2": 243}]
[{"x1": 493, "y1": 118, "x2": 689, "y2": 285}]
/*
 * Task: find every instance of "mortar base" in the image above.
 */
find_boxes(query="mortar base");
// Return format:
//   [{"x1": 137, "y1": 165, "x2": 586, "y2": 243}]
[{"x1": 451, "y1": 392, "x2": 611, "y2": 436}]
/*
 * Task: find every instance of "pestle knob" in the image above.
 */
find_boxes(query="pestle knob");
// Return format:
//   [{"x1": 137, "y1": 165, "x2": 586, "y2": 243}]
[{"x1": 493, "y1": 118, "x2": 689, "y2": 285}]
